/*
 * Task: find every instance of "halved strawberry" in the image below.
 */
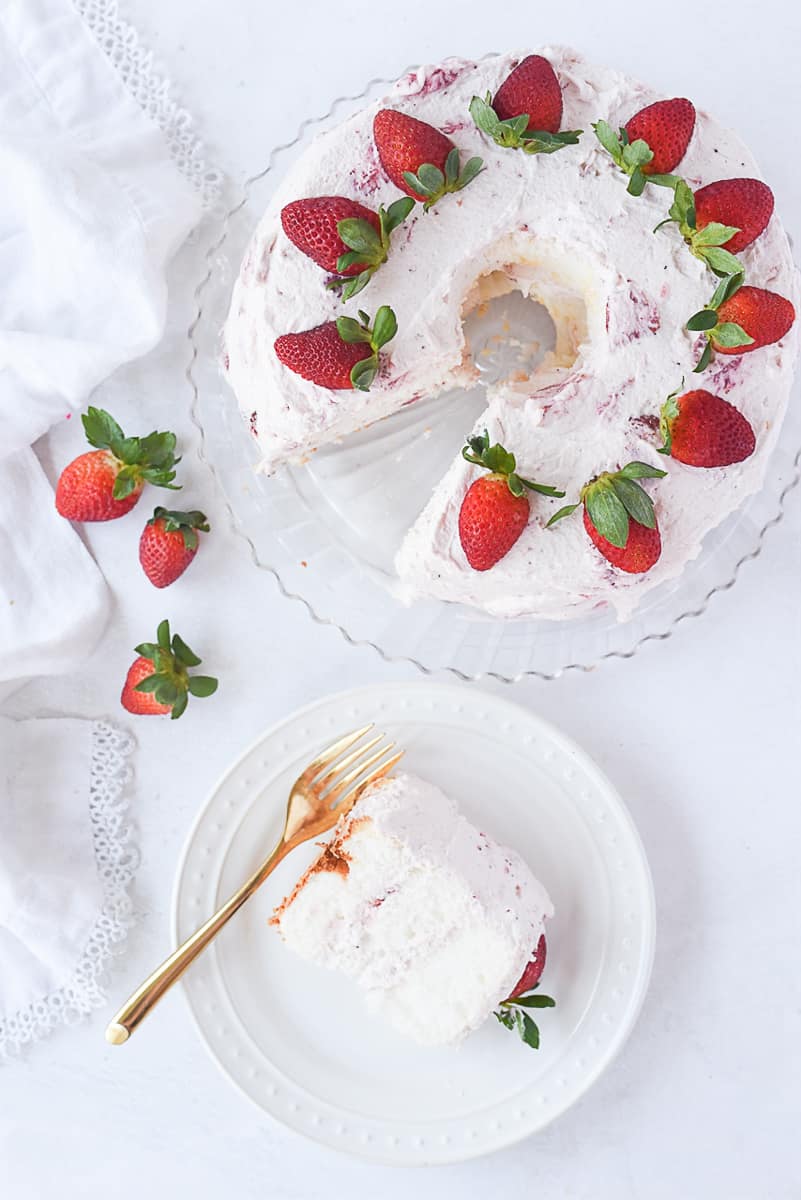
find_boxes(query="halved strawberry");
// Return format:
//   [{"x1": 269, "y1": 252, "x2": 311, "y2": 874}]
[
  {"x1": 458, "y1": 430, "x2": 564, "y2": 570},
  {"x1": 548, "y1": 460, "x2": 667, "y2": 573},
  {"x1": 594, "y1": 97, "x2": 695, "y2": 195},
  {"x1": 55, "y1": 407, "x2": 179, "y2": 522},
  {"x1": 280, "y1": 195, "x2": 414, "y2": 300},
  {"x1": 658, "y1": 386, "x2": 755, "y2": 467},
  {"x1": 275, "y1": 306, "x2": 397, "y2": 391},
  {"x1": 687, "y1": 274, "x2": 796, "y2": 372},
  {"x1": 494, "y1": 931, "x2": 555, "y2": 1049},
  {"x1": 373, "y1": 109, "x2": 482, "y2": 209},
  {"x1": 510, "y1": 934, "x2": 547, "y2": 997},
  {"x1": 469, "y1": 55, "x2": 582, "y2": 155},
  {"x1": 121, "y1": 619, "x2": 218, "y2": 720}
]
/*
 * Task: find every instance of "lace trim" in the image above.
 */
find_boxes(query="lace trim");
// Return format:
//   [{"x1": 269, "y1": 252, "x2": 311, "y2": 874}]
[
  {"x1": 72, "y1": 0, "x2": 223, "y2": 209},
  {"x1": 0, "y1": 721, "x2": 138, "y2": 1058}
]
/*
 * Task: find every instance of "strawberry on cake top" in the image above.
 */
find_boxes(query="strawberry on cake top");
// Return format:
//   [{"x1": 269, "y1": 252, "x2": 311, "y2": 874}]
[{"x1": 223, "y1": 47, "x2": 798, "y2": 621}]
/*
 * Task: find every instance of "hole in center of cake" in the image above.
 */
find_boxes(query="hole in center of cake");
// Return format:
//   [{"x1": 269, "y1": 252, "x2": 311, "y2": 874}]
[{"x1": 461, "y1": 264, "x2": 588, "y2": 387}]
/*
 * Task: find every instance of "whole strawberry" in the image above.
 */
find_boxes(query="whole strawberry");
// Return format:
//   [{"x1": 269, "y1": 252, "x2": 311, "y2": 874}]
[
  {"x1": 656, "y1": 178, "x2": 770, "y2": 279},
  {"x1": 373, "y1": 109, "x2": 483, "y2": 209},
  {"x1": 594, "y1": 97, "x2": 695, "y2": 196},
  {"x1": 687, "y1": 274, "x2": 796, "y2": 371},
  {"x1": 510, "y1": 934, "x2": 547, "y2": 998},
  {"x1": 139, "y1": 508, "x2": 209, "y2": 588},
  {"x1": 280, "y1": 194, "x2": 414, "y2": 300},
  {"x1": 458, "y1": 430, "x2": 564, "y2": 571},
  {"x1": 55, "y1": 407, "x2": 179, "y2": 522},
  {"x1": 714, "y1": 286, "x2": 795, "y2": 354},
  {"x1": 121, "y1": 620, "x2": 217, "y2": 720},
  {"x1": 469, "y1": 55, "x2": 581, "y2": 155},
  {"x1": 624, "y1": 97, "x2": 695, "y2": 174},
  {"x1": 658, "y1": 386, "x2": 755, "y2": 467},
  {"x1": 583, "y1": 505, "x2": 662, "y2": 573},
  {"x1": 494, "y1": 931, "x2": 555, "y2": 1049},
  {"x1": 548, "y1": 460, "x2": 667, "y2": 574},
  {"x1": 275, "y1": 305, "x2": 397, "y2": 391},
  {"x1": 693, "y1": 178, "x2": 774, "y2": 254}
]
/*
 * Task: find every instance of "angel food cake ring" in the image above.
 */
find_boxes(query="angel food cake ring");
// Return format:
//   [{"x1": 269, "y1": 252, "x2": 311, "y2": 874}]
[{"x1": 223, "y1": 47, "x2": 798, "y2": 622}]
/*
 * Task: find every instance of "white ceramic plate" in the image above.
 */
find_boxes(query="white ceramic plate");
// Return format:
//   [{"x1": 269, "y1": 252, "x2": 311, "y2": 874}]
[{"x1": 173, "y1": 682, "x2": 655, "y2": 1164}]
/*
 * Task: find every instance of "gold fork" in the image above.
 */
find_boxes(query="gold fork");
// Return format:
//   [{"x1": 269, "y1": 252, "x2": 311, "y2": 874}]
[{"x1": 105, "y1": 724, "x2": 402, "y2": 1045}]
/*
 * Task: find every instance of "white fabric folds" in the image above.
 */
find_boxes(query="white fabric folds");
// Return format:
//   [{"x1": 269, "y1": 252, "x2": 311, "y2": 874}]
[{"x1": 0, "y1": 0, "x2": 202, "y2": 682}]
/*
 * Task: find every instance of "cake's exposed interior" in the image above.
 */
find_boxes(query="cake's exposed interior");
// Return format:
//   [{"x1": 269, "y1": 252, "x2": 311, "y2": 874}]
[
  {"x1": 271, "y1": 771, "x2": 554, "y2": 1046},
  {"x1": 461, "y1": 253, "x2": 588, "y2": 388}
]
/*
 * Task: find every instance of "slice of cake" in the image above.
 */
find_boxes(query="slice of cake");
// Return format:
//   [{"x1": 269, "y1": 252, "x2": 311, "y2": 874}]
[{"x1": 270, "y1": 771, "x2": 554, "y2": 1046}]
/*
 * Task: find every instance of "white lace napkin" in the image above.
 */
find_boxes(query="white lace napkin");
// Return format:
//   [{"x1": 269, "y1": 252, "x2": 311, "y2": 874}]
[
  {"x1": 0, "y1": 0, "x2": 220, "y2": 1053},
  {"x1": 0, "y1": 718, "x2": 136, "y2": 1058},
  {"x1": 0, "y1": 0, "x2": 204, "y2": 686}
]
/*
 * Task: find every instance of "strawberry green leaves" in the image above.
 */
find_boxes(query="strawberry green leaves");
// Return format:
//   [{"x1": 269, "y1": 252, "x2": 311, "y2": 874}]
[
  {"x1": 332, "y1": 197, "x2": 414, "y2": 300},
  {"x1": 462, "y1": 430, "x2": 565, "y2": 498},
  {"x1": 686, "y1": 272, "x2": 753, "y2": 373},
  {"x1": 655, "y1": 179, "x2": 744, "y2": 278},
  {"x1": 657, "y1": 381, "x2": 683, "y2": 456},
  {"x1": 335, "y1": 305, "x2": 398, "y2": 391},
  {"x1": 547, "y1": 461, "x2": 667, "y2": 548},
  {"x1": 82, "y1": 406, "x2": 180, "y2": 499},
  {"x1": 402, "y1": 147, "x2": 483, "y2": 211},
  {"x1": 147, "y1": 507, "x2": 210, "y2": 551},
  {"x1": 469, "y1": 93, "x2": 581, "y2": 155},
  {"x1": 494, "y1": 984, "x2": 556, "y2": 1049},
  {"x1": 592, "y1": 121, "x2": 678, "y2": 196},
  {"x1": 133, "y1": 619, "x2": 218, "y2": 720}
]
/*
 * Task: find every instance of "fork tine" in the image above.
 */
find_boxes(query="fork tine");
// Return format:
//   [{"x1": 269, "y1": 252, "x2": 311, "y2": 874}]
[
  {"x1": 331, "y1": 750, "x2": 406, "y2": 814},
  {"x1": 313, "y1": 733, "x2": 385, "y2": 793},
  {"x1": 323, "y1": 744, "x2": 402, "y2": 807},
  {"x1": 298, "y1": 724, "x2": 374, "y2": 785}
]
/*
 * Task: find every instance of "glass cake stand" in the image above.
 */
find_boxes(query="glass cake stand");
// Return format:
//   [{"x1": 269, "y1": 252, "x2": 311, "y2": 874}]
[{"x1": 186, "y1": 66, "x2": 801, "y2": 682}]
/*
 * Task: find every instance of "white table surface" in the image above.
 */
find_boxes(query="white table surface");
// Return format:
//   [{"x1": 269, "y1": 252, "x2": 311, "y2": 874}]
[{"x1": 4, "y1": 0, "x2": 801, "y2": 1196}]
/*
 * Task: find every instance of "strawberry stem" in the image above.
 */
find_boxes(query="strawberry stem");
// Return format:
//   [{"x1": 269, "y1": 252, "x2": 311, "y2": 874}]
[{"x1": 462, "y1": 430, "x2": 565, "y2": 498}]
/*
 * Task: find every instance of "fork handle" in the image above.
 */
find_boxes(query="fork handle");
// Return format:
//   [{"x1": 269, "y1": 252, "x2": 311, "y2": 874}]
[{"x1": 105, "y1": 844, "x2": 286, "y2": 1045}]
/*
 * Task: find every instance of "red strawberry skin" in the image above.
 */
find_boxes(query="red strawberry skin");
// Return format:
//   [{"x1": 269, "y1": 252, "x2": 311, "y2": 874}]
[
  {"x1": 274, "y1": 322, "x2": 372, "y2": 389},
  {"x1": 715, "y1": 286, "x2": 796, "y2": 354},
  {"x1": 139, "y1": 519, "x2": 199, "y2": 588},
  {"x1": 281, "y1": 196, "x2": 380, "y2": 275},
  {"x1": 624, "y1": 97, "x2": 695, "y2": 175},
  {"x1": 694, "y1": 178, "x2": 774, "y2": 254},
  {"x1": 584, "y1": 506, "x2": 661, "y2": 573},
  {"x1": 55, "y1": 450, "x2": 142, "y2": 522},
  {"x1": 510, "y1": 934, "x2": 547, "y2": 997},
  {"x1": 668, "y1": 390, "x2": 755, "y2": 467},
  {"x1": 458, "y1": 476, "x2": 529, "y2": 570},
  {"x1": 121, "y1": 656, "x2": 171, "y2": 716},
  {"x1": 493, "y1": 54, "x2": 563, "y2": 133},
  {"x1": 373, "y1": 109, "x2": 455, "y2": 201}
]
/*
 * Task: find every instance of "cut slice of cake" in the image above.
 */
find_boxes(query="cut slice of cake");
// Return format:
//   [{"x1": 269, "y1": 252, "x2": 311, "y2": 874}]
[{"x1": 270, "y1": 771, "x2": 554, "y2": 1046}]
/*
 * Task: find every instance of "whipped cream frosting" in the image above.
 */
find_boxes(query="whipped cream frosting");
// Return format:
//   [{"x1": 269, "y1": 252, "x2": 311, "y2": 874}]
[
  {"x1": 224, "y1": 47, "x2": 799, "y2": 620},
  {"x1": 271, "y1": 772, "x2": 553, "y2": 1046}
]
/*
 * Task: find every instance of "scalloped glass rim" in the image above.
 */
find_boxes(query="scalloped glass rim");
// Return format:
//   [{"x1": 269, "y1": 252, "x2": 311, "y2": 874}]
[{"x1": 186, "y1": 60, "x2": 801, "y2": 683}]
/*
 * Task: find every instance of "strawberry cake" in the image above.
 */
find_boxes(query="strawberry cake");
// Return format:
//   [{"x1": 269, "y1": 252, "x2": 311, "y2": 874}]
[
  {"x1": 223, "y1": 47, "x2": 798, "y2": 621},
  {"x1": 270, "y1": 772, "x2": 555, "y2": 1047}
]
